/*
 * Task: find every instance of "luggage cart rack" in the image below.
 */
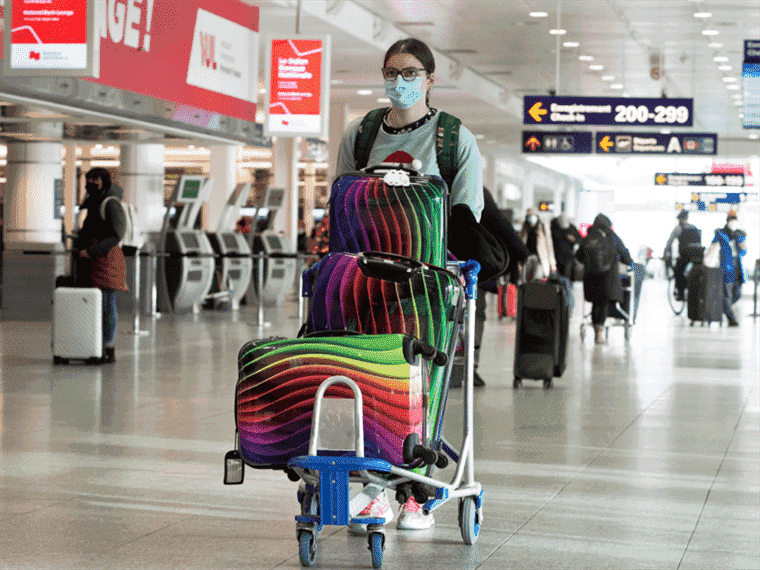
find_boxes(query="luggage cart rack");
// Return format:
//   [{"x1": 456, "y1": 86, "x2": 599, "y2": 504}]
[{"x1": 580, "y1": 265, "x2": 641, "y2": 343}]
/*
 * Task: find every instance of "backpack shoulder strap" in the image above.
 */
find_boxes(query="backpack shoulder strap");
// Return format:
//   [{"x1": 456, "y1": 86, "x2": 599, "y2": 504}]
[
  {"x1": 99, "y1": 196, "x2": 117, "y2": 221},
  {"x1": 354, "y1": 108, "x2": 387, "y2": 170},
  {"x1": 435, "y1": 111, "x2": 461, "y2": 191}
]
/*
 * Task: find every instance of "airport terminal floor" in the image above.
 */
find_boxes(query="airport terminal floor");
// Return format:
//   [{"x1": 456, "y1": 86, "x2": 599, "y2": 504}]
[{"x1": 0, "y1": 279, "x2": 758, "y2": 570}]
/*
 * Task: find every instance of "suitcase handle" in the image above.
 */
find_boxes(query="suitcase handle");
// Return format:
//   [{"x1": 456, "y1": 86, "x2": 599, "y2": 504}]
[
  {"x1": 361, "y1": 162, "x2": 422, "y2": 177},
  {"x1": 358, "y1": 252, "x2": 423, "y2": 282}
]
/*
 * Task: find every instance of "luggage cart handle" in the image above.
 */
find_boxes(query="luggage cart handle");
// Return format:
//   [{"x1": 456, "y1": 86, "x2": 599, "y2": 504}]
[
  {"x1": 458, "y1": 260, "x2": 481, "y2": 300},
  {"x1": 308, "y1": 376, "x2": 365, "y2": 458}
]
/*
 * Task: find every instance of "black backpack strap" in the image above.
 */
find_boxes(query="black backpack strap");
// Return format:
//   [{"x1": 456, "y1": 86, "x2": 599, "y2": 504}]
[
  {"x1": 354, "y1": 108, "x2": 387, "y2": 170},
  {"x1": 435, "y1": 111, "x2": 461, "y2": 191}
]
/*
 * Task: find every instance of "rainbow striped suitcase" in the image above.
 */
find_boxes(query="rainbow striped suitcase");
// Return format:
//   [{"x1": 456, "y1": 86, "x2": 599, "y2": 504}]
[
  {"x1": 236, "y1": 334, "x2": 425, "y2": 467},
  {"x1": 329, "y1": 172, "x2": 447, "y2": 267}
]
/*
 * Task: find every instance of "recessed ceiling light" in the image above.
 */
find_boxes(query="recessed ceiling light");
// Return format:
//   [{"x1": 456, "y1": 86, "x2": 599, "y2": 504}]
[
  {"x1": 719, "y1": 65, "x2": 733, "y2": 71},
  {"x1": 726, "y1": 84, "x2": 740, "y2": 90},
  {"x1": 602, "y1": 75, "x2": 615, "y2": 81},
  {"x1": 610, "y1": 84, "x2": 623, "y2": 89},
  {"x1": 708, "y1": 43, "x2": 723, "y2": 48},
  {"x1": 693, "y1": 12, "x2": 712, "y2": 18},
  {"x1": 739, "y1": 113, "x2": 744, "y2": 118},
  {"x1": 589, "y1": 64, "x2": 604, "y2": 71},
  {"x1": 563, "y1": 41, "x2": 580, "y2": 47},
  {"x1": 750, "y1": 133, "x2": 759, "y2": 140},
  {"x1": 733, "y1": 100, "x2": 743, "y2": 106},
  {"x1": 357, "y1": 90, "x2": 373, "y2": 95},
  {"x1": 731, "y1": 94, "x2": 742, "y2": 99},
  {"x1": 713, "y1": 56, "x2": 729, "y2": 62},
  {"x1": 579, "y1": 55, "x2": 594, "y2": 61},
  {"x1": 723, "y1": 77, "x2": 737, "y2": 83},
  {"x1": 331, "y1": 79, "x2": 343, "y2": 85},
  {"x1": 376, "y1": 98, "x2": 390, "y2": 103},
  {"x1": 549, "y1": 29, "x2": 567, "y2": 35},
  {"x1": 475, "y1": 134, "x2": 486, "y2": 140},
  {"x1": 702, "y1": 30, "x2": 719, "y2": 36},
  {"x1": 529, "y1": 11, "x2": 548, "y2": 17}
]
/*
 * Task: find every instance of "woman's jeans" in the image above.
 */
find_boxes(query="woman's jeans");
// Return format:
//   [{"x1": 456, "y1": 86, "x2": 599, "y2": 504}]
[
  {"x1": 102, "y1": 289, "x2": 118, "y2": 347},
  {"x1": 722, "y1": 282, "x2": 740, "y2": 323}
]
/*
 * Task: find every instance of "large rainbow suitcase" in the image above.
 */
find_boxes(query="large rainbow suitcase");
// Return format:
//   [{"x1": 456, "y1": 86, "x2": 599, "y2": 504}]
[{"x1": 329, "y1": 170, "x2": 447, "y2": 267}]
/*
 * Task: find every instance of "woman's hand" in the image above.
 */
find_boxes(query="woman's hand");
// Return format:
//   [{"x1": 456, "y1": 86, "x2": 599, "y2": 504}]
[{"x1": 78, "y1": 249, "x2": 90, "y2": 259}]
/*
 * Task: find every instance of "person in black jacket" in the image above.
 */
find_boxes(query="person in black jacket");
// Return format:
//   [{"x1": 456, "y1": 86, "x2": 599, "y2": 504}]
[
  {"x1": 73, "y1": 168, "x2": 128, "y2": 363},
  {"x1": 575, "y1": 213, "x2": 632, "y2": 344},
  {"x1": 551, "y1": 213, "x2": 582, "y2": 279},
  {"x1": 451, "y1": 188, "x2": 528, "y2": 388},
  {"x1": 663, "y1": 210, "x2": 703, "y2": 301}
]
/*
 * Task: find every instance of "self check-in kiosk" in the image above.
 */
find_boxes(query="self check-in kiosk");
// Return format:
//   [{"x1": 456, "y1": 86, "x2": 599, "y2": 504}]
[
  {"x1": 206, "y1": 183, "x2": 253, "y2": 309},
  {"x1": 153, "y1": 175, "x2": 216, "y2": 313},
  {"x1": 250, "y1": 187, "x2": 297, "y2": 306}
]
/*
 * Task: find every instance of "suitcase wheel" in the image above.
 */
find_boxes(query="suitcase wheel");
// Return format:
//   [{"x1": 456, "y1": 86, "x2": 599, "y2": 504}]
[
  {"x1": 543, "y1": 379, "x2": 553, "y2": 389},
  {"x1": 513, "y1": 377, "x2": 522, "y2": 389},
  {"x1": 53, "y1": 356, "x2": 62, "y2": 365}
]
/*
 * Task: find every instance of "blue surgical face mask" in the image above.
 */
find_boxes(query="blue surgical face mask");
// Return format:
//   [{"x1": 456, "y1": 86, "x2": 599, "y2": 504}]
[{"x1": 384, "y1": 76, "x2": 424, "y2": 110}]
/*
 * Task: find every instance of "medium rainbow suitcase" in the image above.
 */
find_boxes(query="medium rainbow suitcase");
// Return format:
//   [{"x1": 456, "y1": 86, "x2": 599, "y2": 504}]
[
  {"x1": 328, "y1": 170, "x2": 448, "y2": 267},
  {"x1": 236, "y1": 333, "x2": 429, "y2": 468}
]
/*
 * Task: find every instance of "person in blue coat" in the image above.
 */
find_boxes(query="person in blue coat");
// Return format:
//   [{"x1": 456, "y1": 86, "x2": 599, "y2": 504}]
[{"x1": 705, "y1": 212, "x2": 747, "y2": 327}]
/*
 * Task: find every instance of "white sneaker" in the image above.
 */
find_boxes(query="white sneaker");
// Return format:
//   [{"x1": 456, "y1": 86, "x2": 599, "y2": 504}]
[
  {"x1": 396, "y1": 497, "x2": 435, "y2": 530},
  {"x1": 347, "y1": 490, "x2": 394, "y2": 534}
]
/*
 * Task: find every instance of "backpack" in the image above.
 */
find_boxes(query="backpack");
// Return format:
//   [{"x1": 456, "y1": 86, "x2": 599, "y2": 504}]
[
  {"x1": 678, "y1": 224, "x2": 702, "y2": 252},
  {"x1": 583, "y1": 227, "x2": 615, "y2": 274},
  {"x1": 354, "y1": 108, "x2": 461, "y2": 191},
  {"x1": 100, "y1": 196, "x2": 144, "y2": 249}
]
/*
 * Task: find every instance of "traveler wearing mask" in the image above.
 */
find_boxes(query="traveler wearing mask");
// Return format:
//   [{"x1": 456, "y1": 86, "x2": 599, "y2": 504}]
[
  {"x1": 663, "y1": 210, "x2": 703, "y2": 301},
  {"x1": 550, "y1": 213, "x2": 582, "y2": 279},
  {"x1": 704, "y1": 212, "x2": 746, "y2": 327},
  {"x1": 334, "y1": 37, "x2": 485, "y2": 533},
  {"x1": 73, "y1": 167, "x2": 128, "y2": 363},
  {"x1": 519, "y1": 208, "x2": 556, "y2": 278}
]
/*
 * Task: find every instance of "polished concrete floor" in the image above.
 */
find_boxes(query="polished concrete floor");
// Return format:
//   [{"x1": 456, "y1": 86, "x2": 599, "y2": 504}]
[{"x1": 1, "y1": 279, "x2": 758, "y2": 570}]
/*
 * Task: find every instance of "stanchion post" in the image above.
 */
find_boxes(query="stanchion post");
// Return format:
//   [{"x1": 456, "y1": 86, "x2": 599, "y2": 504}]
[{"x1": 257, "y1": 254, "x2": 264, "y2": 325}]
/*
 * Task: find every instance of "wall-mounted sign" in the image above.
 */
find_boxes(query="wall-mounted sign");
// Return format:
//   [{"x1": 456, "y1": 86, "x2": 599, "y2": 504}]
[
  {"x1": 265, "y1": 36, "x2": 331, "y2": 138},
  {"x1": 597, "y1": 132, "x2": 716, "y2": 155},
  {"x1": 524, "y1": 96, "x2": 694, "y2": 127},
  {"x1": 522, "y1": 131, "x2": 592, "y2": 154},
  {"x1": 654, "y1": 173, "x2": 745, "y2": 187},
  {"x1": 3, "y1": 0, "x2": 99, "y2": 77}
]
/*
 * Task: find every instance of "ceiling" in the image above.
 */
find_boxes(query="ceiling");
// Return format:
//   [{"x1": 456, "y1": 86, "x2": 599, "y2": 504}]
[{"x1": 250, "y1": 0, "x2": 760, "y2": 153}]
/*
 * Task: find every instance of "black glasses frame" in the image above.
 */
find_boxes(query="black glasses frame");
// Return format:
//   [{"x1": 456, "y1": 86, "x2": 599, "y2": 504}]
[{"x1": 382, "y1": 67, "x2": 428, "y2": 82}]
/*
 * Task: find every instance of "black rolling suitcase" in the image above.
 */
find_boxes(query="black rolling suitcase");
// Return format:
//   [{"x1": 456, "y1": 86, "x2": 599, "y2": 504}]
[
  {"x1": 513, "y1": 279, "x2": 569, "y2": 389},
  {"x1": 688, "y1": 265, "x2": 722, "y2": 325}
]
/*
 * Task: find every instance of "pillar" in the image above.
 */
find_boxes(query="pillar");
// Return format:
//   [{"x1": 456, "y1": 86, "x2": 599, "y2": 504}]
[
  {"x1": 3, "y1": 106, "x2": 64, "y2": 244},
  {"x1": 271, "y1": 137, "x2": 298, "y2": 249},
  {"x1": 118, "y1": 136, "x2": 165, "y2": 234},
  {"x1": 327, "y1": 102, "x2": 350, "y2": 183},
  {"x1": 208, "y1": 145, "x2": 240, "y2": 232}
]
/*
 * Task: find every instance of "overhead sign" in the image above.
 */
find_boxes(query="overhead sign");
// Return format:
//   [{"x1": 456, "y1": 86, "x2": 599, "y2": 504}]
[
  {"x1": 745, "y1": 39, "x2": 760, "y2": 63},
  {"x1": 3, "y1": 0, "x2": 99, "y2": 77},
  {"x1": 522, "y1": 131, "x2": 592, "y2": 154},
  {"x1": 524, "y1": 95, "x2": 694, "y2": 127},
  {"x1": 597, "y1": 132, "x2": 716, "y2": 155},
  {"x1": 654, "y1": 173, "x2": 745, "y2": 187},
  {"x1": 265, "y1": 37, "x2": 331, "y2": 137}
]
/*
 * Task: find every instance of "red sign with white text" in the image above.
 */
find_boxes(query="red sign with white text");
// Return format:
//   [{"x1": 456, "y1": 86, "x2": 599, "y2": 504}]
[
  {"x1": 9, "y1": 0, "x2": 89, "y2": 69},
  {"x1": 267, "y1": 38, "x2": 325, "y2": 135},
  {"x1": 90, "y1": 0, "x2": 259, "y2": 123}
]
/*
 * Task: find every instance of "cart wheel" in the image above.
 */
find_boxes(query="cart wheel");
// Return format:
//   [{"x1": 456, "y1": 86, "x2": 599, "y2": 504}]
[
  {"x1": 298, "y1": 531, "x2": 317, "y2": 567},
  {"x1": 459, "y1": 497, "x2": 480, "y2": 545},
  {"x1": 53, "y1": 356, "x2": 62, "y2": 365},
  {"x1": 61, "y1": 358, "x2": 70, "y2": 365},
  {"x1": 580, "y1": 325, "x2": 586, "y2": 342},
  {"x1": 368, "y1": 532, "x2": 384, "y2": 569},
  {"x1": 543, "y1": 379, "x2": 553, "y2": 389},
  {"x1": 513, "y1": 377, "x2": 522, "y2": 389}
]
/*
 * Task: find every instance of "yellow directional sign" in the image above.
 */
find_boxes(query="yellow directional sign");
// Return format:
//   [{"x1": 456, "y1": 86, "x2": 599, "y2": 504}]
[
  {"x1": 528, "y1": 102, "x2": 547, "y2": 122},
  {"x1": 656, "y1": 174, "x2": 668, "y2": 185},
  {"x1": 599, "y1": 135, "x2": 614, "y2": 152}
]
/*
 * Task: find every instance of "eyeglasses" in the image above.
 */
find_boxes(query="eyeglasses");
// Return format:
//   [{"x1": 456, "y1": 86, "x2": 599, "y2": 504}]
[{"x1": 382, "y1": 67, "x2": 428, "y2": 81}]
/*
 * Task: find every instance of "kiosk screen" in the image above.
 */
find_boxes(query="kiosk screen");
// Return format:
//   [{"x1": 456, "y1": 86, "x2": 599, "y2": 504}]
[
  {"x1": 181, "y1": 179, "x2": 201, "y2": 199},
  {"x1": 267, "y1": 189, "x2": 285, "y2": 208},
  {"x1": 222, "y1": 234, "x2": 238, "y2": 250},
  {"x1": 182, "y1": 233, "x2": 200, "y2": 249},
  {"x1": 266, "y1": 235, "x2": 281, "y2": 250}
]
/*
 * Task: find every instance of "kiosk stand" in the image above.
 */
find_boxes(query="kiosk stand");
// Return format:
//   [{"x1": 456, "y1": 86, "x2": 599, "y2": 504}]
[
  {"x1": 206, "y1": 183, "x2": 253, "y2": 311},
  {"x1": 152, "y1": 175, "x2": 216, "y2": 314},
  {"x1": 249, "y1": 187, "x2": 297, "y2": 307}
]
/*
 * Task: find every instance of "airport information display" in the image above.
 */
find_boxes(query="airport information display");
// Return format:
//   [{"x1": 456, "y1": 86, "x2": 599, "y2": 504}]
[
  {"x1": 524, "y1": 96, "x2": 694, "y2": 127},
  {"x1": 654, "y1": 173, "x2": 745, "y2": 187},
  {"x1": 743, "y1": 40, "x2": 760, "y2": 128}
]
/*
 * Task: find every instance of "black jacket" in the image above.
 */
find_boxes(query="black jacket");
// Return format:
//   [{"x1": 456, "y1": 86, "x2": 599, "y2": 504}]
[
  {"x1": 74, "y1": 178, "x2": 127, "y2": 259},
  {"x1": 478, "y1": 188, "x2": 528, "y2": 291},
  {"x1": 576, "y1": 214, "x2": 632, "y2": 304},
  {"x1": 550, "y1": 217, "x2": 582, "y2": 267}
]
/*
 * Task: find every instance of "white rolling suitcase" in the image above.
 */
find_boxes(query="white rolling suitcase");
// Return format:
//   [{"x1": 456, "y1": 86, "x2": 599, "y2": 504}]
[{"x1": 52, "y1": 287, "x2": 103, "y2": 364}]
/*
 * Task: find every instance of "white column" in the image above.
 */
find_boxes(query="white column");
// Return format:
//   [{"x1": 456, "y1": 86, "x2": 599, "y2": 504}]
[
  {"x1": 3, "y1": 106, "x2": 63, "y2": 244},
  {"x1": 208, "y1": 145, "x2": 239, "y2": 232},
  {"x1": 62, "y1": 143, "x2": 78, "y2": 249},
  {"x1": 483, "y1": 154, "x2": 496, "y2": 194},
  {"x1": 119, "y1": 139, "x2": 165, "y2": 234},
  {"x1": 271, "y1": 137, "x2": 298, "y2": 249}
]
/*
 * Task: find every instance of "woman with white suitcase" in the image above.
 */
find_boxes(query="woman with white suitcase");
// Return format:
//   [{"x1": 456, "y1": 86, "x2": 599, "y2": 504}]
[{"x1": 73, "y1": 167, "x2": 128, "y2": 363}]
